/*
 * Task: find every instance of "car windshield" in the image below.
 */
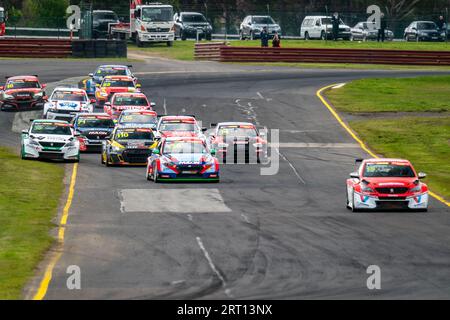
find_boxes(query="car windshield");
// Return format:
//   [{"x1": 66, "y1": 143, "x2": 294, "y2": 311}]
[
  {"x1": 159, "y1": 122, "x2": 196, "y2": 132},
  {"x1": 119, "y1": 114, "x2": 157, "y2": 124},
  {"x1": 114, "y1": 96, "x2": 148, "y2": 106},
  {"x1": 253, "y1": 17, "x2": 275, "y2": 24},
  {"x1": 102, "y1": 80, "x2": 134, "y2": 87},
  {"x1": 183, "y1": 14, "x2": 206, "y2": 23},
  {"x1": 218, "y1": 126, "x2": 257, "y2": 138},
  {"x1": 96, "y1": 68, "x2": 128, "y2": 77},
  {"x1": 163, "y1": 141, "x2": 207, "y2": 154},
  {"x1": 115, "y1": 129, "x2": 153, "y2": 140},
  {"x1": 52, "y1": 91, "x2": 87, "y2": 102},
  {"x1": 417, "y1": 22, "x2": 437, "y2": 30},
  {"x1": 31, "y1": 123, "x2": 72, "y2": 135},
  {"x1": 77, "y1": 117, "x2": 114, "y2": 128},
  {"x1": 142, "y1": 7, "x2": 173, "y2": 22},
  {"x1": 6, "y1": 80, "x2": 40, "y2": 89},
  {"x1": 94, "y1": 13, "x2": 118, "y2": 21},
  {"x1": 363, "y1": 163, "x2": 416, "y2": 178}
]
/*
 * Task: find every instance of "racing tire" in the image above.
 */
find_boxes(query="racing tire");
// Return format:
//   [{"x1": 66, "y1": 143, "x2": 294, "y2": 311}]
[
  {"x1": 101, "y1": 153, "x2": 106, "y2": 165},
  {"x1": 153, "y1": 164, "x2": 159, "y2": 183},
  {"x1": 136, "y1": 36, "x2": 144, "y2": 48},
  {"x1": 206, "y1": 34, "x2": 212, "y2": 41},
  {"x1": 305, "y1": 32, "x2": 310, "y2": 40},
  {"x1": 321, "y1": 31, "x2": 326, "y2": 40}
]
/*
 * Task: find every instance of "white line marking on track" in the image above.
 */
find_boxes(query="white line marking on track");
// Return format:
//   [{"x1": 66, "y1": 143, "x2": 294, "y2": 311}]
[
  {"x1": 276, "y1": 148, "x2": 306, "y2": 185},
  {"x1": 256, "y1": 92, "x2": 264, "y2": 100},
  {"x1": 196, "y1": 237, "x2": 233, "y2": 298},
  {"x1": 241, "y1": 214, "x2": 250, "y2": 224},
  {"x1": 163, "y1": 98, "x2": 168, "y2": 115},
  {"x1": 188, "y1": 214, "x2": 193, "y2": 221},
  {"x1": 332, "y1": 83, "x2": 347, "y2": 89}
]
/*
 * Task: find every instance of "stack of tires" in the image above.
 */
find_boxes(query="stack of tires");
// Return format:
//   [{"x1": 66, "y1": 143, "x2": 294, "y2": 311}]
[{"x1": 71, "y1": 40, "x2": 127, "y2": 58}]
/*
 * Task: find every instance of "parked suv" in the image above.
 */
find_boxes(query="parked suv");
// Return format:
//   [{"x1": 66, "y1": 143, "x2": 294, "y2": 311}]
[
  {"x1": 92, "y1": 10, "x2": 120, "y2": 39},
  {"x1": 300, "y1": 16, "x2": 351, "y2": 40},
  {"x1": 404, "y1": 21, "x2": 445, "y2": 42},
  {"x1": 351, "y1": 22, "x2": 394, "y2": 41},
  {"x1": 173, "y1": 12, "x2": 212, "y2": 40},
  {"x1": 239, "y1": 15, "x2": 281, "y2": 40}
]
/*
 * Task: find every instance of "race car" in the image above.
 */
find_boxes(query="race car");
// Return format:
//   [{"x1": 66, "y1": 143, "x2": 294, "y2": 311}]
[
  {"x1": 104, "y1": 92, "x2": 155, "y2": 119},
  {"x1": 346, "y1": 158, "x2": 429, "y2": 212},
  {"x1": 95, "y1": 75, "x2": 141, "y2": 108},
  {"x1": 101, "y1": 127, "x2": 157, "y2": 166},
  {"x1": 44, "y1": 87, "x2": 95, "y2": 121},
  {"x1": 146, "y1": 137, "x2": 219, "y2": 182},
  {"x1": 117, "y1": 110, "x2": 158, "y2": 129},
  {"x1": 81, "y1": 65, "x2": 135, "y2": 96},
  {"x1": 72, "y1": 113, "x2": 115, "y2": 152},
  {"x1": 208, "y1": 122, "x2": 268, "y2": 164},
  {"x1": 155, "y1": 115, "x2": 206, "y2": 139},
  {"x1": 0, "y1": 75, "x2": 47, "y2": 111},
  {"x1": 21, "y1": 119, "x2": 82, "y2": 161}
]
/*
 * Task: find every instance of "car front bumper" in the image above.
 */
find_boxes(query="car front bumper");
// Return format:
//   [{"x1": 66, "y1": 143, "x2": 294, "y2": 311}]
[
  {"x1": 1, "y1": 99, "x2": 45, "y2": 111},
  {"x1": 139, "y1": 32, "x2": 175, "y2": 42},
  {"x1": 23, "y1": 144, "x2": 79, "y2": 160},
  {"x1": 353, "y1": 192, "x2": 429, "y2": 210}
]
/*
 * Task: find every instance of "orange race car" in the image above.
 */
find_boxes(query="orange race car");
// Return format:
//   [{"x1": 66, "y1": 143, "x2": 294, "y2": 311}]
[{"x1": 94, "y1": 75, "x2": 141, "y2": 108}]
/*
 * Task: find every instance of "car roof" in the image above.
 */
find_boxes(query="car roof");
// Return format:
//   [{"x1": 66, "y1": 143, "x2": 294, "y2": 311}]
[
  {"x1": 121, "y1": 110, "x2": 156, "y2": 115},
  {"x1": 77, "y1": 112, "x2": 111, "y2": 117},
  {"x1": 164, "y1": 136, "x2": 204, "y2": 142},
  {"x1": 53, "y1": 87, "x2": 86, "y2": 92},
  {"x1": 217, "y1": 122, "x2": 256, "y2": 127},
  {"x1": 103, "y1": 75, "x2": 133, "y2": 80},
  {"x1": 33, "y1": 119, "x2": 69, "y2": 124},
  {"x1": 97, "y1": 65, "x2": 129, "y2": 69},
  {"x1": 7, "y1": 75, "x2": 39, "y2": 81},
  {"x1": 112, "y1": 92, "x2": 146, "y2": 97},
  {"x1": 161, "y1": 116, "x2": 196, "y2": 121},
  {"x1": 93, "y1": 10, "x2": 116, "y2": 13},
  {"x1": 364, "y1": 158, "x2": 411, "y2": 164},
  {"x1": 181, "y1": 12, "x2": 204, "y2": 15},
  {"x1": 304, "y1": 16, "x2": 330, "y2": 19}
]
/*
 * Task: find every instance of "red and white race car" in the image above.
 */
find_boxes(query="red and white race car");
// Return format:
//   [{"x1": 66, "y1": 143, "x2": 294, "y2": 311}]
[
  {"x1": 95, "y1": 75, "x2": 141, "y2": 108},
  {"x1": 104, "y1": 92, "x2": 155, "y2": 119},
  {"x1": 155, "y1": 115, "x2": 206, "y2": 139},
  {"x1": 0, "y1": 75, "x2": 47, "y2": 111},
  {"x1": 346, "y1": 158, "x2": 429, "y2": 212}
]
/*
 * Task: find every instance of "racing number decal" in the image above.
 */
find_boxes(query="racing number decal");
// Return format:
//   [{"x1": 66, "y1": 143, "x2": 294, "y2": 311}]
[{"x1": 116, "y1": 132, "x2": 129, "y2": 139}]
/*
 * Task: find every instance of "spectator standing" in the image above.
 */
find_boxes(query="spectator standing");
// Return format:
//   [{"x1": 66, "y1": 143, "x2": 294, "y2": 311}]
[
  {"x1": 260, "y1": 27, "x2": 269, "y2": 47},
  {"x1": 378, "y1": 13, "x2": 387, "y2": 42},
  {"x1": 436, "y1": 15, "x2": 446, "y2": 32},
  {"x1": 332, "y1": 12, "x2": 340, "y2": 41},
  {"x1": 272, "y1": 32, "x2": 281, "y2": 47}
]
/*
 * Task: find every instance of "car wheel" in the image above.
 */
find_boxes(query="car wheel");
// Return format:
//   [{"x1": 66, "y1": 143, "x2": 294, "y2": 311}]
[
  {"x1": 321, "y1": 31, "x2": 326, "y2": 40},
  {"x1": 351, "y1": 192, "x2": 360, "y2": 213},
  {"x1": 305, "y1": 32, "x2": 310, "y2": 40},
  {"x1": 101, "y1": 152, "x2": 105, "y2": 164},
  {"x1": 146, "y1": 165, "x2": 152, "y2": 181},
  {"x1": 167, "y1": 41, "x2": 173, "y2": 47},
  {"x1": 239, "y1": 31, "x2": 244, "y2": 40},
  {"x1": 181, "y1": 31, "x2": 187, "y2": 41},
  {"x1": 136, "y1": 36, "x2": 143, "y2": 47},
  {"x1": 153, "y1": 164, "x2": 159, "y2": 183}
]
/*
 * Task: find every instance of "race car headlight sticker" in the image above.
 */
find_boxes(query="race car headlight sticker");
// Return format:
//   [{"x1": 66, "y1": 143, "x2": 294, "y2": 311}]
[
  {"x1": 34, "y1": 92, "x2": 44, "y2": 98},
  {"x1": 361, "y1": 186, "x2": 374, "y2": 193},
  {"x1": 4, "y1": 94, "x2": 14, "y2": 100},
  {"x1": 66, "y1": 141, "x2": 76, "y2": 147},
  {"x1": 112, "y1": 145, "x2": 123, "y2": 152},
  {"x1": 100, "y1": 92, "x2": 108, "y2": 97},
  {"x1": 410, "y1": 185, "x2": 422, "y2": 193},
  {"x1": 29, "y1": 139, "x2": 40, "y2": 146}
]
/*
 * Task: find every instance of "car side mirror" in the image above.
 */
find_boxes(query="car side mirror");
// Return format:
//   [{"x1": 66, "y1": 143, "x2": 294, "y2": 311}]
[
  {"x1": 150, "y1": 102, "x2": 156, "y2": 107},
  {"x1": 42, "y1": 84, "x2": 47, "y2": 89},
  {"x1": 350, "y1": 172, "x2": 359, "y2": 179},
  {"x1": 418, "y1": 172, "x2": 427, "y2": 179},
  {"x1": 104, "y1": 102, "x2": 111, "y2": 106},
  {"x1": 412, "y1": 27, "x2": 417, "y2": 31},
  {"x1": 136, "y1": 84, "x2": 141, "y2": 88},
  {"x1": 90, "y1": 99, "x2": 96, "y2": 104},
  {"x1": 21, "y1": 130, "x2": 28, "y2": 135},
  {"x1": 152, "y1": 149, "x2": 160, "y2": 155},
  {"x1": 210, "y1": 149, "x2": 216, "y2": 156},
  {"x1": 0, "y1": 86, "x2": 4, "y2": 90},
  {"x1": 201, "y1": 127, "x2": 207, "y2": 133}
]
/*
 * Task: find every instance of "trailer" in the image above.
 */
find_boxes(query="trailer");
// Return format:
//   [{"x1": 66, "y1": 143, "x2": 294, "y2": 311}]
[{"x1": 109, "y1": 1, "x2": 174, "y2": 47}]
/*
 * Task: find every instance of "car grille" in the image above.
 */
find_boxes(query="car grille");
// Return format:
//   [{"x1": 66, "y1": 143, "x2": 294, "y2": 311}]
[
  {"x1": 376, "y1": 187, "x2": 409, "y2": 194},
  {"x1": 39, "y1": 152, "x2": 64, "y2": 159},
  {"x1": 39, "y1": 142, "x2": 66, "y2": 148},
  {"x1": 177, "y1": 164, "x2": 203, "y2": 171},
  {"x1": 85, "y1": 134, "x2": 107, "y2": 140},
  {"x1": 53, "y1": 109, "x2": 77, "y2": 114},
  {"x1": 375, "y1": 201, "x2": 409, "y2": 210},
  {"x1": 148, "y1": 28, "x2": 170, "y2": 32},
  {"x1": 14, "y1": 92, "x2": 34, "y2": 100},
  {"x1": 122, "y1": 149, "x2": 152, "y2": 163}
]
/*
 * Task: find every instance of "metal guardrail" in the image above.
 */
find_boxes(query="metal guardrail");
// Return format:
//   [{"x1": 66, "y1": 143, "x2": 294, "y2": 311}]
[
  {"x1": 195, "y1": 44, "x2": 450, "y2": 66},
  {"x1": 0, "y1": 38, "x2": 72, "y2": 58}
]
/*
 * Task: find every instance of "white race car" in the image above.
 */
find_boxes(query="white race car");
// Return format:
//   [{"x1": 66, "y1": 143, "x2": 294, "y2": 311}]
[
  {"x1": 21, "y1": 120, "x2": 82, "y2": 162},
  {"x1": 44, "y1": 87, "x2": 94, "y2": 121}
]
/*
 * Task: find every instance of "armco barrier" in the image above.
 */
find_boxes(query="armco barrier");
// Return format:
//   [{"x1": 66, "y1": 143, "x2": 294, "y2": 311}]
[
  {"x1": 194, "y1": 42, "x2": 226, "y2": 61},
  {"x1": 195, "y1": 44, "x2": 450, "y2": 66},
  {"x1": 0, "y1": 38, "x2": 72, "y2": 58}
]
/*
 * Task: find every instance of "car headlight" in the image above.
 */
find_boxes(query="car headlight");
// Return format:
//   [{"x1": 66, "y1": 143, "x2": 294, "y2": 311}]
[
  {"x1": 34, "y1": 92, "x2": 44, "y2": 98},
  {"x1": 29, "y1": 139, "x2": 40, "y2": 146},
  {"x1": 410, "y1": 185, "x2": 422, "y2": 193},
  {"x1": 66, "y1": 141, "x2": 76, "y2": 147},
  {"x1": 441, "y1": 32, "x2": 446, "y2": 37},
  {"x1": 112, "y1": 145, "x2": 123, "y2": 152},
  {"x1": 419, "y1": 32, "x2": 427, "y2": 36},
  {"x1": 100, "y1": 92, "x2": 108, "y2": 97}
]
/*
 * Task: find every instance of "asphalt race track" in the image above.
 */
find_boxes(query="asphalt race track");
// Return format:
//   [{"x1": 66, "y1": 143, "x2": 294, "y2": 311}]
[{"x1": 1, "y1": 58, "x2": 450, "y2": 299}]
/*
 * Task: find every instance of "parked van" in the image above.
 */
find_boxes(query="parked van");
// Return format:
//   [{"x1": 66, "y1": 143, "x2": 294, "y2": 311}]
[{"x1": 300, "y1": 16, "x2": 351, "y2": 40}]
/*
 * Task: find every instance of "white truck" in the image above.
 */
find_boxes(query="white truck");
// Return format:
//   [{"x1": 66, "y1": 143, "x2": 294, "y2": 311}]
[{"x1": 110, "y1": 1, "x2": 174, "y2": 47}]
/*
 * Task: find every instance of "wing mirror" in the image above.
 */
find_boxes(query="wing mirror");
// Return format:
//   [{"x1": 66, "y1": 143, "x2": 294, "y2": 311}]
[
  {"x1": 89, "y1": 73, "x2": 94, "y2": 77},
  {"x1": 350, "y1": 172, "x2": 360, "y2": 179},
  {"x1": 0, "y1": 86, "x2": 4, "y2": 90},
  {"x1": 42, "y1": 84, "x2": 47, "y2": 89},
  {"x1": 201, "y1": 127, "x2": 208, "y2": 133},
  {"x1": 150, "y1": 102, "x2": 156, "y2": 107},
  {"x1": 21, "y1": 129, "x2": 28, "y2": 135},
  {"x1": 152, "y1": 148, "x2": 160, "y2": 155},
  {"x1": 90, "y1": 99, "x2": 96, "y2": 104},
  {"x1": 136, "y1": 84, "x2": 141, "y2": 88},
  {"x1": 210, "y1": 149, "x2": 217, "y2": 156},
  {"x1": 418, "y1": 172, "x2": 427, "y2": 179}
]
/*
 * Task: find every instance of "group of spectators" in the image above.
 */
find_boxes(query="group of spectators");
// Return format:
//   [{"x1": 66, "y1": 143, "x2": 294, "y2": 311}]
[{"x1": 260, "y1": 27, "x2": 281, "y2": 48}]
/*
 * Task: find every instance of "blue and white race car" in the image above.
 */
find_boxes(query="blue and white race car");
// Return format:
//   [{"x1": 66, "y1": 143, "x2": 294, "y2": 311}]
[
  {"x1": 146, "y1": 136, "x2": 219, "y2": 182},
  {"x1": 72, "y1": 113, "x2": 116, "y2": 152},
  {"x1": 21, "y1": 119, "x2": 81, "y2": 161},
  {"x1": 85, "y1": 65, "x2": 135, "y2": 96},
  {"x1": 44, "y1": 87, "x2": 94, "y2": 121}
]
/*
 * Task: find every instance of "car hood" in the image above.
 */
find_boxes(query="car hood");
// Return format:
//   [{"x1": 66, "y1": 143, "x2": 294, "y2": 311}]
[
  {"x1": 118, "y1": 123, "x2": 156, "y2": 129},
  {"x1": 163, "y1": 153, "x2": 212, "y2": 164},
  {"x1": 116, "y1": 139, "x2": 154, "y2": 148},
  {"x1": 29, "y1": 134, "x2": 72, "y2": 143},
  {"x1": 5, "y1": 88, "x2": 43, "y2": 95},
  {"x1": 77, "y1": 127, "x2": 113, "y2": 134},
  {"x1": 361, "y1": 177, "x2": 417, "y2": 188},
  {"x1": 184, "y1": 22, "x2": 210, "y2": 27},
  {"x1": 159, "y1": 131, "x2": 198, "y2": 138}
]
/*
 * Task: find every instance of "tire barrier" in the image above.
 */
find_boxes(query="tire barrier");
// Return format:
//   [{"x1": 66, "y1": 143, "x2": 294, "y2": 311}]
[
  {"x1": 71, "y1": 40, "x2": 127, "y2": 58},
  {"x1": 0, "y1": 38, "x2": 72, "y2": 58}
]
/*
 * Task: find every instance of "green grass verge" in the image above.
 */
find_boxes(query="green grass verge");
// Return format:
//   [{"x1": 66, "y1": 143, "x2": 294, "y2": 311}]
[
  {"x1": 349, "y1": 117, "x2": 450, "y2": 200},
  {"x1": 327, "y1": 76, "x2": 450, "y2": 113},
  {"x1": 0, "y1": 147, "x2": 65, "y2": 299},
  {"x1": 129, "y1": 41, "x2": 195, "y2": 60}
]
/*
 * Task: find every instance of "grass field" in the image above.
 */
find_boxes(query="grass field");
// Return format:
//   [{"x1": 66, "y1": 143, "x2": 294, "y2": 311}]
[
  {"x1": 326, "y1": 75, "x2": 450, "y2": 201},
  {"x1": 0, "y1": 148, "x2": 65, "y2": 299},
  {"x1": 326, "y1": 75, "x2": 450, "y2": 113},
  {"x1": 349, "y1": 117, "x2": 450, "y2": 199},
  {"x1": 128, "y1": 39, "x2": 450, "y2": 70}
]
